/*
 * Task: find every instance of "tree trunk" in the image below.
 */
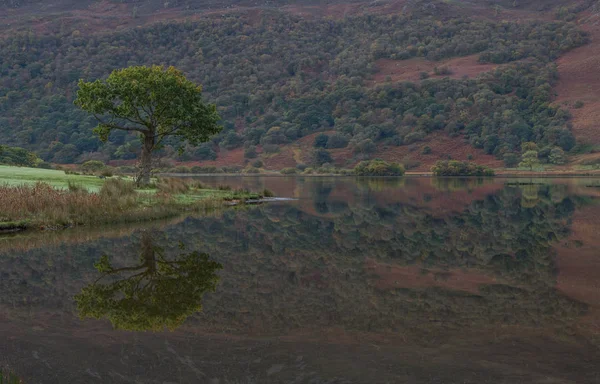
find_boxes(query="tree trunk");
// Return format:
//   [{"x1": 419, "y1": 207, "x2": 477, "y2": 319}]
[{"x1": 139, "y1": 133, "x2": 154, "y2": 186}]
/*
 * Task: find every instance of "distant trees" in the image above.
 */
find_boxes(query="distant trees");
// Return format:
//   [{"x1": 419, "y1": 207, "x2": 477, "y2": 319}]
[
  {"x1": 0, "y1": 12, "x2": 587, "y2": 165},
  {"x1": 354, "y1": 159, "x2": 405, "y2": 176},
  {"x1": 431, "y1": 160, "x2": 495, "y2": 176},
  {"x1": 519, "y1": 151, "x2": 541, "y2": 170}
]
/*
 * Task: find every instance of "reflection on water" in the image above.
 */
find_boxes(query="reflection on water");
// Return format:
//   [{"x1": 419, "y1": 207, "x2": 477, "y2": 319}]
[
  {"x1": 0, "y1": 177, "x2": 600, "y2": 383},
  {"x1": 75, "y1": 231, "x2": 222, "y2": 331}
]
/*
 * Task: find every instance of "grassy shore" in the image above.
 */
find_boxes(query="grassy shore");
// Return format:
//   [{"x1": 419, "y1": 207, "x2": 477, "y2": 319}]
[{"x1": 0, "y1": 166, "x2": 268, "y2": 231}]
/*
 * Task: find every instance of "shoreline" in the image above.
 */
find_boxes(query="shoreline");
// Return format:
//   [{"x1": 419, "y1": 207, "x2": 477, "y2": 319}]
[{"x1": 158, "y1": 172, "x2": 600, "y2": 178}]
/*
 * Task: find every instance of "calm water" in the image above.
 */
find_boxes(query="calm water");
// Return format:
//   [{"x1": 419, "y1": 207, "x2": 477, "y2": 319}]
[{"x1": 1, "y1": 177, "x2": 600, "y2": 383}]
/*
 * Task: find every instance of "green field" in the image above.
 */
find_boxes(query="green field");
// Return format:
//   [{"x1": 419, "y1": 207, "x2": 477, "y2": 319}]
[{"x1": 0, "y1": 165, "x2": 108, "y2": 191}]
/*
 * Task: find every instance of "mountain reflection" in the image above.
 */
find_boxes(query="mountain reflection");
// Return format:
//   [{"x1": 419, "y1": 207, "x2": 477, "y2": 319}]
[{"x1": 74, "y1": 231, "x2": 222, "y2": 331}]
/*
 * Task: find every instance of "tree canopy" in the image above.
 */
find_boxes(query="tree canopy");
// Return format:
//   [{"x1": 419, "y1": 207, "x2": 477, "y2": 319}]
[{"x1": 74, "y1": 65, "x2": 221, "y2": 183}]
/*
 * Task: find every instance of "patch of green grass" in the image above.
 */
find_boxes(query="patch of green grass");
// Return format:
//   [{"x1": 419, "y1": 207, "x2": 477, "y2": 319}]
[{"x1": 0, "y1": 165, "x2": 108, "y2": 191}]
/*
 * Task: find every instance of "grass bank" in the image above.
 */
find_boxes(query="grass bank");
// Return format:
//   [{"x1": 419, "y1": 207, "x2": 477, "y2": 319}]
[{"x1": 0, "y1": 166, "x2": 270, "y2": 231}]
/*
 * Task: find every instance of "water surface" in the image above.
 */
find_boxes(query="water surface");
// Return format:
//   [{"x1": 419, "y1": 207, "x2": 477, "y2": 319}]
[{"x1": 1, "y1": 177, "x2": 600, "y2": 383}]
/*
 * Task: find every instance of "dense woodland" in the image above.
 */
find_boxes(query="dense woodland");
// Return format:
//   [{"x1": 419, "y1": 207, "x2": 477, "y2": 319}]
[{"x1": 0, "y1": 9, "x2": 588, "y2": 164}]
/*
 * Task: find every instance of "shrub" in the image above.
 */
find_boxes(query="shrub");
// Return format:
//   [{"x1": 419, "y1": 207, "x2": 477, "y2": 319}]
[
  {"x1": 422, "y1": 146, "x2": 432, "y2": 155},
  {"x1": 313, "y1": 133, "x2": 329, "y2": 148},
  {"x1": 419, "y1": 71, "x2": 430, "y2": 79},
  {"x1": 262, "y1": 188, "x2": 275, "y2": 197},
  {"x1": 548, "y1": 147, "x2": 566, "y2": 165},
  {"x1": 503, "y1": 153, "x2": 520, "y2": 168},
  {"x1": 312, "y1": 148, "x2": 333, "y2": 166},
  {"x1": 100, "y1": 167, "x2": 114, "y2": 177},
  {"x1": 404, "y1": 131, "x2": 426, "y2": 144},
  {"x1": 326, "y1": 133, "x2": 349, "y2": 149},
  {"x1": 354, "y1": 160, "x2": 405, "y2": 176},
  {"x1": 243, "y1": 166, "x2": 260, "y2": 174},
  {"x1": 353, "y1": 139, "x2": 376, "y2": 156},
  {"x1": 80, "y1": 160, "x2": 106, "y2": 174},
  {"x1": 244, "y1": 145, "x2": 257, "y2": 159},
  {"x1": 262, "y1": 144, "x2": 279, "y2": 154},
  {"x1": 434, "y1": 66, "x2": 453, "y2": 75},
  {"x1": 574, "y1": 100, "x2": 585, "y2": 109},
  {"x1": 251, "y1": 159, "x2": 264, "y2": 168},
  {"x1": 280, "y1": 167, "x2": 297, "y2": 174},
  {"x1": 431, "y1": 160, "x2": 495, "y2": 176},
  {"x1": 296, "y1": 163, "x2": 308, "y2": 171}
]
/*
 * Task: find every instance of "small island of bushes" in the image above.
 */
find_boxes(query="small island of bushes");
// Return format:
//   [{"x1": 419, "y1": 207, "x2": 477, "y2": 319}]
[
  {"x1": 354, "y1": 160, "x2": 405, "y2": 176},
  {"x1": 431, "y1": 160, "x2": 495, "y2": 176}
]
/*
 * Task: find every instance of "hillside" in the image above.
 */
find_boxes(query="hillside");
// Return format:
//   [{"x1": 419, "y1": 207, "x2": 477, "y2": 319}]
[{"x1": 0, "y1": 0, "x2": 598, "y2": 170}]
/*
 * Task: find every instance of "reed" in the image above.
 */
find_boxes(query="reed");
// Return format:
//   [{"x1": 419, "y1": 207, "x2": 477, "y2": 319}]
[{"x1": 0, "y1": 179, "x2": 265, "y2": 230}]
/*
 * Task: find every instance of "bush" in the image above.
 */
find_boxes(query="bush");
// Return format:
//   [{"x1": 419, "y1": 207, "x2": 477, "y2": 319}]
[
  {"x1": 548, "y1": 147, "x2": 566, "y2": 165},
  {"x1": 353, "y1": 139, "x2": 377, "y2": 156},
  {"x1": 251, "y1": 160, "x2": 263, "y2": 168},
  {"x1": 313, "y1": 134, "x2": 329, "y2": 148},
  {"x1": 354, "y1": 160, "x2": 405, "y2": 176},
  {"x1": 100, "y1": 167, "x2": 114, "y2": 177},
  {"x1": 431, "y1": 160, "x2": 495, "y2": 176},
  {"x1": 326, "y1": 133, "x2": 349, "y2": 149},
  {"x1": 244, "y1": 145, "x2": 257, "y2": 159},
  {"x1": 243, "y1": 166, "x2": 260, "y2": 174},
  {"x1": 280, "y1": 167, "x2": 297, "y2": 174},
  {"x1": 262, "y1": 144, "x2": 279, "y2": 154},
  {"x1": 262, "y1": 188, "x2": 275, "y2": 197},
  {"x1": 574, "y1": 100, "x2": 585, "y2": 109},
  {"x1": 404, "y1": 131, "x2": 426, "y2": 144},
  {"x1": 422, "y1": 146, "x2": 432, "y2": 155},
  {"x1": 503, "y1": 153, "x2": 520, "y2": 168},
  {"x1": 80, "y1": 160, "x2": 106, "y2": 174},
  {"x1": 312, "y1": 148, "x2": 333, "y2": 166}
]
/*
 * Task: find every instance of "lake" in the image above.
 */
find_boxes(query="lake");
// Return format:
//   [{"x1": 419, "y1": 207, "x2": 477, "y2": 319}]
[{"x1": 1, "y1": 176, "x2": 600, "y2": 383}]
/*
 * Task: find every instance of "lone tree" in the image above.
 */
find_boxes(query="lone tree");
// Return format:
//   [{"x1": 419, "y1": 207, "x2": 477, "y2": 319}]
[{"x1": 75, "y1": 65, "x2": 221, "y2": 185}]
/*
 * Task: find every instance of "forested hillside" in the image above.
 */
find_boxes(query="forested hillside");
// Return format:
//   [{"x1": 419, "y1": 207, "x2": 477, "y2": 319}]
[{"x1": 0, "y1": 0, "x2": 596, "y2": 169}]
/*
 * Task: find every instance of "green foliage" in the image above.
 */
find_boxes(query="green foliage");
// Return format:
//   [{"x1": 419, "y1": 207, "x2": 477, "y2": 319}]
[
  {"x1": 75, "y1": 233, "x2": 222, "y2": 331},
  {"x1": 313, "y1": 134, "x2": 329, "y2": 148},
  {"x1": 0, "y1": 13, "x2": 587, "y2": 164},
  {"x1": 354, "y1": 159, "x2": 405, "y2": 176},
  {"x1": 549, "y1": 147, "x2": 566, "y2": 165},
  {"x1": 431, "y1": 160, "x2": 495, "y2": 176},
  {"x1": 326, "y1": 133, "x2": 349, "y2": 149},
  {"x1": 243, "y1": 145, "x2": 257, "y2": 159},
  {"x1": 0, "y1": 145, "x2": 41, "y2": 167},
  {"x1": 75, "y1": 65, "x2": 221, "y2": 184},
  {"x1": 574, "y1": 100, "x2": 585, "y2": 109},
  {"x1": 280, "y1": 167, "x2": 297, "y2": 175},
  {"x1": 503, "y1": 152, "x2": 520, "y2": 168},
  {"x1": 80, "y1": 160, "x2": 106, "y2": 173},
  {"x1": 422, "y1": 146, "x2": 432, "y2": 155},
  {"x1": 312, "y1": 148, "x2": 333, "y2": 166},
  {"x1": 519, "y1": 150, "x2": 541, "y2": 170}
]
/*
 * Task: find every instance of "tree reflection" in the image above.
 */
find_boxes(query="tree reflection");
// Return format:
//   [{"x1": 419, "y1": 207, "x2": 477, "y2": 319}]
[{"x1": 75, "y1": 232, "x2": 222, "y2": 331}]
